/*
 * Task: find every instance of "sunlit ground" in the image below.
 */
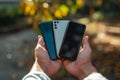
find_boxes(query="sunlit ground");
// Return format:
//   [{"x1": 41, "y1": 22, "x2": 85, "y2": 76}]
[{"x1": 78, "y1": 18, "x2": 120, "y2": 46}]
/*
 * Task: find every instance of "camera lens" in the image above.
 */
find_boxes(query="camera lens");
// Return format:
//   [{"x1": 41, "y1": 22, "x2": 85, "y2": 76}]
[
  {"x1": 55, "y1": 26, "x2": 57, "y2": 29},
  {"x1": 57, "y1": 21, "x2": 59, "y2": 23},
  {"x1": 54, "y1": 24, "x2": 57, "y2": 26}
]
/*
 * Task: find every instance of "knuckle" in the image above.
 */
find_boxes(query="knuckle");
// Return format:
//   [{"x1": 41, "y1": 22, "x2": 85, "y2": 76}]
[{"x1": 35, "y1": 46, "x2": 40, "y2": 52}]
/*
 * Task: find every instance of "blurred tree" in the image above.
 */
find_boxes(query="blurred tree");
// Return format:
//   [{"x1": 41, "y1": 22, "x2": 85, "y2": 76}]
[
  {"x1": 0, "y1": 7, "x2": 24, "y2": 26},
  {"x1": 20, "y1": 0, "x2": 79, "y2": 33},
  {"x1": 87, "y1": 0, "x2": 95, "y2": 17},
  {"x1": 19, "y1": 0, "x2": 120, "y2": 33},
  {"x1": 76, "y1": 0, "x2": 84, "y2": 8}
]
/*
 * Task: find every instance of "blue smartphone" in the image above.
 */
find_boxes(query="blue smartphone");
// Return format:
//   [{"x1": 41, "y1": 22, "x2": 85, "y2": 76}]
[
  {"x1": 39, "y1": 21, "x2": 57, "y2": 60},
  {"x1": 59, "y1": 21, "x2": 86, "y2": 61}
]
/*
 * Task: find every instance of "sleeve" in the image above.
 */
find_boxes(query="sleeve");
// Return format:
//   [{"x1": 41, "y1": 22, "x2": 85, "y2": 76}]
[
  {"x1": 83, "y1": 72, "x2": 108, "y2": 80},
  {"x1": 22, "y1": 72, "x2": 51, "y2": 80}
]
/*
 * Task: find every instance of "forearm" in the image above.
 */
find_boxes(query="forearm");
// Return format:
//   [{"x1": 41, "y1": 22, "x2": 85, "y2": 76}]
[
  {"x1": 22, "y1": 61, "x2": 51, "y2": 80},
  {"x1": 77, "y1": 63, "x2": 108, "y2": 80},
  {"x1": 78, "y1": 63, "x2": 97, "y2": 80}
]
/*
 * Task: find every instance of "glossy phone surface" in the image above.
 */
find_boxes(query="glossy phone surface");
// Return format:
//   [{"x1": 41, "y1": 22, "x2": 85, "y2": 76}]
[
  {"x1": 39, "y1": 21, "x2": 57, "y2": 60},
  {"x1": 59, "y1": 21, "x2": 86, "y2": 61},
  {"x1": 53, "y1": 20, "x2": 69, "y2": 58}
]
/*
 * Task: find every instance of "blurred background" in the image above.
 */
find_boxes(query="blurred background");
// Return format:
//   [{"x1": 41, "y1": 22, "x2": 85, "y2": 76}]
[{"x1": 0, "y1": 0, "x2": 120, "y2": 80}]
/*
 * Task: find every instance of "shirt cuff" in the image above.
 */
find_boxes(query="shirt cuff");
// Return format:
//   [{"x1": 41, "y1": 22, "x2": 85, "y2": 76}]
[
  {"x1": 83, "y1": 72, "x2": 108, "y2": 80},
  {"x1": 22, "y1": 71, "x2": 51, "y2": 80}
]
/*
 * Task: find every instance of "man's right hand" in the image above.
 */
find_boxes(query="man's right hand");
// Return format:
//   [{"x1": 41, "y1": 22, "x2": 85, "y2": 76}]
[{"x1": 63, "y1": 36, "x2": 97, "y2": 80}]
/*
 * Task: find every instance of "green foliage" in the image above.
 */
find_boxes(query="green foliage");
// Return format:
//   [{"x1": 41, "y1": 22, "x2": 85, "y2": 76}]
[
  {"x1": 0, "y1": 7, "x2": 24, "y2": 26},
  {"x1": 0, "y1": 7, "x2": 23, "y2": 18},
  {"x1": 22, "y1": 0, "x2": 119, "y2": 33}
]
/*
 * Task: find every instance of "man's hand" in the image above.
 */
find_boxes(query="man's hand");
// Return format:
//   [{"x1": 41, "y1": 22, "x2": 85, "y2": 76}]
[
  {"x1": 63, "y1": 36, "x2": 97, "y2": 80},
  {"x1": 32, "y1": 35, "x2": 62, "y2": 76}
]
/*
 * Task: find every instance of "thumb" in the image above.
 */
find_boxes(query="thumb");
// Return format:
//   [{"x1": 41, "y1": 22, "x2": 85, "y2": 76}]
[
  {"x1": 38, "y1": 35, "x2": 42, "y2": 40},
  {"x1": 83, "y1": 36, "x2": 91, "y2": 52}
]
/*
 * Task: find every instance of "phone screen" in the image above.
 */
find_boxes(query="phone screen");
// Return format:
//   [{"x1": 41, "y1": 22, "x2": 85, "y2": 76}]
[{"x1": 59, "y1": 21, "x2": 86, "y2": 61}]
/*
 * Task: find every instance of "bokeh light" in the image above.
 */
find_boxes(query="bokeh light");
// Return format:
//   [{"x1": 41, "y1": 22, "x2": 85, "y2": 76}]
[{"x1": 43, "y1": 2, "x2": 49, "y2": 8}]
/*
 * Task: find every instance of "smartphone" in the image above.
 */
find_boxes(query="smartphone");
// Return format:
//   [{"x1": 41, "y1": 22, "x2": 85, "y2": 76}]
[
  {"x1": 52, "y1": 20, "x2": 69, "y2": 58},
  {"x1": 39, "y1": 21, "x2": 57, "y2": 60},
  {"x1": 59, "y1": 21, "x2": 86, "y2": 61}
]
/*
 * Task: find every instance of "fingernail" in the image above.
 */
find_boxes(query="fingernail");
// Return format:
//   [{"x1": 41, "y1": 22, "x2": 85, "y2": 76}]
[
  {"x1": 38, "y1": 35, "x2": 42, "y2": 39},
  {"x1": 85, "y1": 36, "x2": 89, "y2": 40}
]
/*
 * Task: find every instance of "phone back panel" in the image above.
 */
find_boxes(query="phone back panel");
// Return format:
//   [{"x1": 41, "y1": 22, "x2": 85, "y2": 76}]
[
  {"x1": 39, "y1": 21, "x2": 57, "y2": 60},
  {"x1": 53, "y1": 20, "x2": 69, "y2": 58},
  {"x1": 59, "y1": 21, "x2": 86, "y2": 61}
]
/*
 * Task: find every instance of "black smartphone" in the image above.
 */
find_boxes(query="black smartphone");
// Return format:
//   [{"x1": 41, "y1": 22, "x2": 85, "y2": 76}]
[
  {"x1": 59, "y1": 21, "x2": 86, "y2": 61},
  {"x1": 39, "y1": 21, "x2": 57, "y2": 60}
]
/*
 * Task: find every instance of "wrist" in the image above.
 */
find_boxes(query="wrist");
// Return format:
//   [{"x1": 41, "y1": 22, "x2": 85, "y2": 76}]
[
  {"x1": 78, "y1": 63, "x2": 97, "y2": 80},
  {"x1": 30, "y1": 61, "x2": 43, "y2": 73}
]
